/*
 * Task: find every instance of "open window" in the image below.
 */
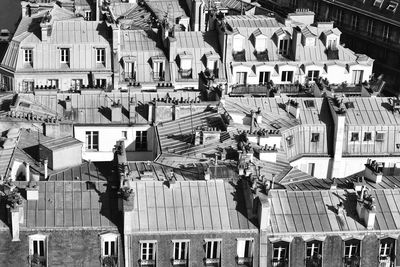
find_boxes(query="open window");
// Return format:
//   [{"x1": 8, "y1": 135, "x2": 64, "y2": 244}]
[
  {"x1": 205, "y1": 52, "x2": 220, "y2": 78},
  {"x1": 172, "y1": 240, "x2": 189, "y2": 266},
  {"x1": 306, "y1": 240, "x2": 322, "y2": 267},
  {"x1": 100, "y1": 233, "x2": 119, "y2": 267},
  {"x1": 272, "y1": 241, "x2": 289, "y2": 266},
  {"x1": 344, "y1": 239, "x2": 360, "y2": 267},
  {"x1": 178, "y1": 52, "x2": 193, "y2": 79},
  {"x1": 379, "y1": 238, "x2": 395, "y2": 266},
  {"x1": 28, "y1": 234, "x2": 48, "y2": 267},
  {"x1": 237, "y1": 239, "x2": 253, "y2": 266},
  {"x1": 274, "y1": 28, "x2": 290, "y2": 56},
  {"x1": 122, "y1": 56, "x2": 136, "y2": 81},
  {"x1": 205, "y1": 239, "x2": 221, "y2": 266},
  {"x1": 151, "y1": 56, "x2": 165, "y2": 81}
]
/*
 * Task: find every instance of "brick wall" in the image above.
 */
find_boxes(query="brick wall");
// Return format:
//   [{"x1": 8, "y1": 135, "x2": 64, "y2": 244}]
[
  {"x1": 127, "y1": 231, "x2": 259, "y2": 267},
  {"x1": 0, "y1": 229, "x2": 121, "y2": 267}
]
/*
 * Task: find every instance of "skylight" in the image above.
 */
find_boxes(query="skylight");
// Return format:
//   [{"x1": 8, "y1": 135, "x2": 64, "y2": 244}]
[{"x1": 304, "y1": 100, "x2": 315, "y2": 108}]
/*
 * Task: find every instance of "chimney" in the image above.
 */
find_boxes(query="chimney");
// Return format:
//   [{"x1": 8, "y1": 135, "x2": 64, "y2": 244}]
[
  {"x1": 168, "y1": 37, "x2": 177, "y2": 63},
  {"x1": 242, "y1": 180, "x2": 256, "y2": 219},
  {"x1": 192, "y1": 0, "x2": 202, "y2": 31},
  {"x1": 258, "y1": 196, "x2": 271, "y2": 230},
  {"x1": 111, "y1": 100, "x2": 122, "y2": 122},
  {"x1": 10, "y1": 208, "x2": 21, "y2": 241},
  {"x1": 25, "y1": 162, "x2": 30, "y2": 181},
  {"x1": 40, "y1": 11, "x2": 52, "y2": 42},
  {"x1": 364, "y1": 159, "x2": 384, "y2": 183},
  {"x1": 355, "y1": 185, "x2": 376, "y2": 230},
  {"x1": 122, "y1": 188, "x2": 136, "y2": 234},
  {"x1": 148, "y1": 102, "x2": 154, "y2": 123},
  {"x1": 129, "y1": 98, "x2": 137, "y2": 124},
  {"x1": 21, "y1": 1, "x2": 29, "y2": 17},
  {"x1": 43, "y1": 159, "x2": 48, "y2": 179},
  {"x1": 286, "y1": 100, "x2": 300, "y2": 119},
  {"x1": 291, "y1": 27, "x2": 302, "y2": 61},
  {"x1": 204, "y1": 167, "x2": 211, "y2": 180},
  {"x1": 65, "y1": 96, "x2": 72, "y2": 112},
  {"x1": 26, "y1": 182, "x2": 39, "y2": 201},
  {"x1": 287, "y1": 9, "x2": 315, "y2": 25}
]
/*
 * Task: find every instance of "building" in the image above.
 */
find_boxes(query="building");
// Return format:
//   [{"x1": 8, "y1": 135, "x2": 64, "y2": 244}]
[
  {"x1": 216, "y1": 11, "x2": 375, "y2": 96},
  {"x1": 296, "y1": 0, "x2": 400, "y2": 94}
]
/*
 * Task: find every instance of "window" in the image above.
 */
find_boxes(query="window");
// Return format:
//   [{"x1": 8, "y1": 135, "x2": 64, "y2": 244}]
[
  {"x1": 351, "y1": 132, "x2": 359, "y2": 141},
  {"x1": 205, "y1": 240, "x2": 221, "y2": 265},
  {"x1": 278, "y1": 39, "x2": 289, "y2": 55},
  {"x1": 367, "y1": 20, "x2": 374, "y2": 36},
  {"x1": 207, "y1": 59, "x2": 217, "y2": 70},
  {"x1": 85, "y1": 131, "x2": 99, "y2": 151},
  {"x1": 46, "y1": 79, "x2": 58, "y2": 89},
  {"x1": 351, "y1": 15, "x2": 359, "y2": 30},
  {"x1": 364, "y1": 132, "x2": 372, "y2": 141},
  {"x1": 153, "y1": 61, "x2": 164, "y2": 80},
  {"x1": 306, "y1": 241, "x2": 322, "y2": 266},
  {"x1": 344, "y1": 240, "x2": 360, "y2": 266},
  {"x1": 96, "y1": 48, "x2": 105, "y2": 64},
  {"x1": 71, "y1": 79, "x2": 83, "y2": 90},
  {"x1": 23, "y1": 49, "x2": 33, "y2": 64},
  {"x1": 311, "y1": 133, "x2": 320, "y2": 142},
  {"x1": 272, "y1": 242, "x2": 289, "y2": 265},
  {"x1": 383, "y1": 25, "x2": 390, "y2": 41},
  {"x1": 379, "y1": 238, "x2": 395, "y2": 263},
  {"x1": 376, "y1": 132, "x2": 385, "y2": 142},
  {"x1": 29, "y1": 235, "x2": 47, "y2": 267},
  {"x1": 60, "y1": 48, "x2": 70, "y2": 64},
  {"x1": 22, "y1": 80, "x2": 34, "y2": 92},
  {"x1": 180, "y1": 58, "x2": 192, "y2": 71},
  {"x1": 304, "y1": 100, "x2": 315, "y2": 108},
  {"x1": 352, "y1": 70, "x2": 364, "y2": 84},
  {"x1": 312, "y1": 1, "x2": 319, "y2": 13},
  {"x1": 335, "y1": 9, "x2": 343, "y2": 25},
  {"x1": 124, "y1": 61, "x2": 136, "y2": 80},
  {"x1": 286, "y1": 135, "x2": 294, "y2": 147},
  {"x1": 140, "y1": 241, "x2": 156, "y2": 266},
  {"x1": 101, "y1": 233, "x2": 118, "y2": 266},
  {"x1": 233, "y1": 35, "x2": 244, "y2": 52},
  {"x1": 84, "y1": 10, "x2": 91, "y2": 20},
  {"x1": 259, "y1": 71, "x2": 270, "y2": 84},
  {"x1": 95, "y1": 79, "x2": 106, "y2": 88},
  {"x1": 373, "y1": 0, "x2": 384, "y2": 8},
  {"x1": 122, "y1": 131, "x2": 127, "y2": 140},
  {"x1": 136, "y1": 131, "x2": 147, "y2": 151},
  {"x1": 327, "y1": 39, "x2": 337, "y2": 50},
  {"x1": 173, "y1": 240, "x2": 189, "y2": 265},
  {"x1": 236, "y1": 72, "x2": 247, "y2": 85},
  {"x1": 281, "y1": 71, "x2": 293, "y2": 82},
  {"x1": 387, "y1": 1, "x2": 398, "y2": 12},
  {"x1": 237, "y1": 239, "x2": 253, "y2": 265},
  {"x1": 307, "y1": 70, "x2": 320, "y2": 82},
  {"x1": 308, "y1": 163, "x2": 315, "y2": 176}
]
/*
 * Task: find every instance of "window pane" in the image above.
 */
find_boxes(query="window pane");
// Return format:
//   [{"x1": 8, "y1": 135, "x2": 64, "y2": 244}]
[
  {"x1": 39, "y1": 240, "x2": 45, "y2": 257},
  {"x1": 105, "y1": 241, "x2": 109, "y2": 256},
  {"x1": 33, "y1": 240, "x2": 38, "y2": 255}
]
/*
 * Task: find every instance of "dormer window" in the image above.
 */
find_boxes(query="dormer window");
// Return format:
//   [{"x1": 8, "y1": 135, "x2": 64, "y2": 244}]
[
  {"x1": 28, "y1": 234, "x2": 47, "y2": 267},
  {"x1": 122, "y1": 56, "x2": 136, "y2": 81},
  {"x1": 233, "y1": 33, "x2": 245, "y2": 52},
  {"x1": 253, "y1": 29, "x2": 267, "y2": 53},
  {"x1": 178, "y1": 52, "x2": 192, "y2": 79},
  {"x1": 387, "y1": 1, "x2": 398, "y2": 12},
  {"x1": 152, "y1": 56, "x2": 165, "y2": 81},
  {"x1": 373, "y1": 0, "x2": 384, "y2": 8},
  {"x1": 23, "y1": 49, "x2": 33, "y2": 65},
  {"x1": 100, "y1": 233, "x2": 119, "y2": 266},
  {"x1": 278, "y1": 38, "x2": 289, "y2": 56},
  {"x1": 301, "y1": 27, "x2": 316, "y2": 47}
]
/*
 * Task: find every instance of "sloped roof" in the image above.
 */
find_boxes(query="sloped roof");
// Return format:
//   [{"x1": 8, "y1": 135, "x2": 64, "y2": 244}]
[
  {"x1": 129, "y1": 180, "x2": 257, "y2": 232},
  {"x1": 48, "y1": 21, "x2": 110, "y2": 44}
]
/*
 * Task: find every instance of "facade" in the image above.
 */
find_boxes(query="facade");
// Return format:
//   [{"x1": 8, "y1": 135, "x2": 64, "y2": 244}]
[{"x1": 297, "y1": 0, "x2": 400, "y2": 93}]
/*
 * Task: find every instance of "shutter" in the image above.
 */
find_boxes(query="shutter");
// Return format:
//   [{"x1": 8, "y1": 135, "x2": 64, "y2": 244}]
[
  {"x1": 237, "y1": 240, "x2": 245, "y2": 258},
  {"x1": 396, "y1": 236, "x2": 400, "y2": 265},
  {"x1": 290, "y1": 237, "x2": 305, "y2": 267},
  {"x1": 323, "y1": 236, "x2": 343, "y2": 267},
  {"x1": 361, "y1": 234, "x2": 379, "y2": 267},
  {"x1": 266, "y1": 240, "x2": 273, "y2": 267}
]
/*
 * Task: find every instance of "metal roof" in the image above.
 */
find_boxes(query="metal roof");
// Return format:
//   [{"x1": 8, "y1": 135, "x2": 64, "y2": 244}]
[
  {"x1": 130, "y1": 180, "x2": 257, "y2": 232},
  {"x1": 40, "y1": 136, "x2": 82, "y2": 151}
]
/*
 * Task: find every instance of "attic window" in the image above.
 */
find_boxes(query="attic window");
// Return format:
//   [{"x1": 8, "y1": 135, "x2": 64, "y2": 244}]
[
  {"x1": 373, "y1": 0, "x2": 384, "y2": 7},
  {"x1": 304, "y1": 100, "x2": 315, "y2": 108},
  {"x1": 376, "y1": 132, "x2": 385, "y2": 142},
  {"x1": 311, "y1": 133, "x2": 320, "y2": 142},
  {"x1": 345, "y1": 102, "x2": 355, "y2": 109},
  {"x1": 351, "y1": 132, "x2": 359, "y2": 141},
  {"x1": 387, "y1": 1, "x2": 398, "y2": 12}
]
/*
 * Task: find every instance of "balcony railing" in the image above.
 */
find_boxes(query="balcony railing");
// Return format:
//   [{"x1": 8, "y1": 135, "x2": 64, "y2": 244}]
[
  {"x1": 204, "y1": 258, "x2": 220, "y2": 266},
  {"x1": 28, "y1": 255, "x2": 47, "y2": 267},
  {"x1": 171, "y1": 259, "x2": 188, "y2": 266},
  {"x1": 230, "y1": 84, "x2": 270, "y2": 96},
  {"x1": 122, "y1": 71, "x2": 136, "y2": 82},
  {"x1": 139, "y1": 259, "x2": 156, "y2": 266},
  {"x1": 271, "y1": 259, "x2": 288, "y2": 267},
  {"x1": 343, "y1": 256, "x2": 360, "y2": 267},
  {"x1": 255, "y1": 50, "x2": 269, "y2": 61},
  {"x1": 152, "y1": 70, "x2": 165, "y2": 81},
  {"x1": 233, "y1": 50, "x2": 246, "y2": 62},
  {"x1": 237, "y1": 257, "x2": 253, "y2": 265},
  {"x1": 101, "y1": 255, "x2": 118, "y2": 267},
  {"x1": 305, "y1": 255, "x2": 322, "y2": 267},
  {"x1": 204, "y1": 68, "x2": 219, "y2": 79},
  {"x1": 326, "y1": 47, "x2": 339, "y2": 60},
  {"x1": 178, "y1": 68, "x2": 193, "y2": 79}
]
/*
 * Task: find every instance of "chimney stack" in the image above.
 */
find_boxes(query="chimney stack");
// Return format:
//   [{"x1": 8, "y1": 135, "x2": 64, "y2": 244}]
[
  {"x1": 65, "y1": 96, "x2": 72, "y2": 112},
  {"x1": 286, "y1": 100, "x2": 300, "y2": 119},
  {"x1": 111, "y1": 100, "x2": 122, "y2": 122},
  {"x1": 25, "y1": 162, "x2": 30, "y2": 181},
  {"x1": 11, "y1": 208, "x2": 20, "y2": 241},
  {"x1": 129, "y1": 98, "x2": 137, "y2": 124},
  {"x1": 364, "y1": 159, "x2": 384, "y2": 183},
  {"x1": 43, "y1": 159, "x2": 48, "y2": 179},
  {"x1": 258, "y1": 196, "x2": 271, "y2": 230},
  {"x1": 355, "y1": 185, "x2": 376, "y2": 230},
  {"x1": 148, "y1": 102, "x2": 154, "y2": 123}
]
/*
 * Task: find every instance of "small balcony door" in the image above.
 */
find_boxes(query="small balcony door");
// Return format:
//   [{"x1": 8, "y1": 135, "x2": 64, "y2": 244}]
[
  {"x1": 352, "y1": 70, "x2": 364, "y2": 84},
  {"x1": 236, "y1": 72, "x2": 247, "y2": 85},
  {"x1": 153, "y1": 61, "x2": 164, "y2": 80}
]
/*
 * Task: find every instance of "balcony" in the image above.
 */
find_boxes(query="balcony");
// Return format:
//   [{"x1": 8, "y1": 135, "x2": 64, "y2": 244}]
[
  {"x1": 178, "y1": 68, "x2": 193, "y2": 79},
  {"x1": 101, "y1": 256, "x2": 118, "y2": 267},
  {"x1": 343, "y1": 256, "x2": 360, "y2": 267},
  {"x1": 122, "y1": 71, "x2": 136, "y2": 82},
  {"x1": 233, "y1": 50, "x2": 246, "y2": 62},
  {"x1": 152, "y1": 70, "x2": 165, "y2": 81},
  {"x1": 204, "y1": 258, "x2": 220, "y2": 266},
  {"x1": 28, "y1": 255, "x2": 46, "y2": 267},
  {"x1": 230, "y1": 84, "x2": 270, "y2": 96},
  {"x1": 255, "y1": 50, "x2": 269, "y2": 61},
  {"x1": 139, "y1": 259, "x2": 156, "y2": 266},
  {"x1": 326, "y1": 47, "x2": 339, "y2": 60},
  {"x1": 171, "y1": 259, "x2": 188, "y2": 266},
  {"x1": 237, "y1": 257, "x2": 252, "y2": 266},
  {"x1": 306, "y1": 255, "x2": 322, "y2": 267},
  {"x1": 271, "y1": 259, "x2": 288, "y2": 267}
]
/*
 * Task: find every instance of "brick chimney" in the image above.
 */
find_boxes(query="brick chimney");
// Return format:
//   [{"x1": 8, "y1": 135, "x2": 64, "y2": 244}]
[
  {"x1": 364, "y1": 159, "x2": 384, "y2": 183},
  {"x1": 286, "y1": 99, "x2": 300, "y2": 119},
  {"x1": 257, "y1": 195, "x2": 271, "y2": 230},
  {"x1": 40, "y1": 11, "x2": 52, "y2": 42},
  {"x1": 355, "y1": 185, "x2": 376, "y2": 230}
]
